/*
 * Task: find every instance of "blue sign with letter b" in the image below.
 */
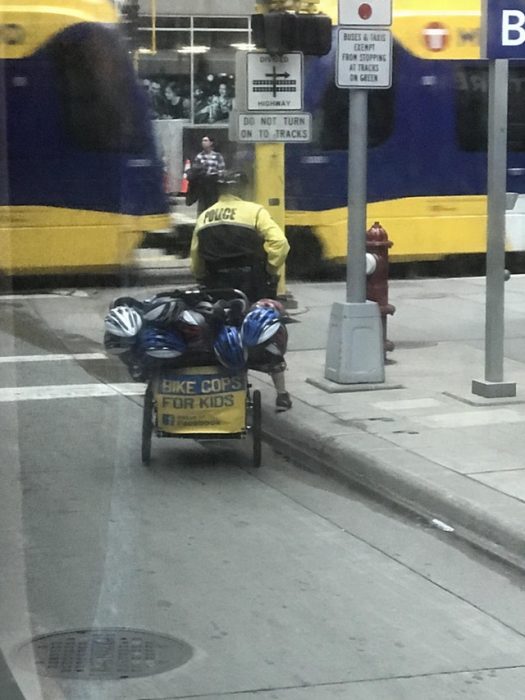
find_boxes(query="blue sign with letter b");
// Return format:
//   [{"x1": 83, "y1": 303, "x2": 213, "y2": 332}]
[{"x1": 484, "y1": 0, "x2": 525, "y2": 58}]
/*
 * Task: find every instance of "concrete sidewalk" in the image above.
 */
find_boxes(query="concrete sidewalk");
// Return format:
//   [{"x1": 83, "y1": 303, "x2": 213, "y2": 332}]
[{"x1": 247, "y1": 275, "x2": 525, "y2": 572}]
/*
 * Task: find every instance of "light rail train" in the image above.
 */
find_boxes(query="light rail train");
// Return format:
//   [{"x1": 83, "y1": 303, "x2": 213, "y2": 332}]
[
  {"x1": 0, "y1": 0, "x2": 169, "y2": 276},
  {"x1": 282, "y1": 0, "x2": 525, "y2": 273}
]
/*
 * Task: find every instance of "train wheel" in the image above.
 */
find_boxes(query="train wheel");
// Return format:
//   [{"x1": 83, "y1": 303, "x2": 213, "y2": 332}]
[
  {"x1": 285, "y1": 226, "x2": 323, "y2": 277},
  {"x1": 141, "y1": 382, "x2": 154, "y2": 465},
  {"x1": 251, "y1": 390, "x2": 262, "y2": 468}
]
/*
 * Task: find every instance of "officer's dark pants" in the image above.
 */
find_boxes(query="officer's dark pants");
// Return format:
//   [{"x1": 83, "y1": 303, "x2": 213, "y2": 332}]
[{"x1": 204, "y1": 262, "x2": 277, "y2": 303}]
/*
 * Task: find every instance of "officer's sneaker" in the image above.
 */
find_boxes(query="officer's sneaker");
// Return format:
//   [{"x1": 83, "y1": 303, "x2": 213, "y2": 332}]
[{"x1": 276, "y1": 392, "x2": 292, "y2": 412}]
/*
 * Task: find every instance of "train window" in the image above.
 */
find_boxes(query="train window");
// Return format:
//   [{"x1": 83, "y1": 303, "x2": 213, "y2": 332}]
[
  {"x1": 49, "y1": 25, "x2": 148, "y2": 153},
  {"x1": 137, "y1": 17, "x2": 191, "y2": 52},
  {"x1": 455, "y1": 64, "x2": 525, "y2": 152},
  {"x1": 316, "y1": 79, "x2": 394, "y2": 150},
  {"x1": 192, "y1": 31, "x2": 239, "y2": 124},
  {"x1": 194, "y1": 17, "x2": 249, "y2": 29}
]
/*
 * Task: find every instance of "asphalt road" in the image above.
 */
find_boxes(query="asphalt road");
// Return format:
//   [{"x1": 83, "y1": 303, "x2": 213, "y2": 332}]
[{"x1": 3, "y1": 285, "x2": 525, "y2": 699}]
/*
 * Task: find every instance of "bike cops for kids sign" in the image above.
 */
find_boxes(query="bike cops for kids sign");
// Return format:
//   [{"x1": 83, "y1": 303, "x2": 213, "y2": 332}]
[
  {"x1": 155, "y1": 366, "x2": 246, "y2": 435},
  {"x1": 336, "y1": 27, "x2": 392, "y2": 88},
  {"x1": 482, "y1": 0, "x2": 525, "y2": 58}
]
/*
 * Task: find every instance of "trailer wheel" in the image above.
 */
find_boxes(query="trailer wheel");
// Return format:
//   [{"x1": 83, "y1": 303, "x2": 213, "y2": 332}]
[
  {"x1": 251, "y1": 390, "x2": 262, "y2": 468},
  {"x1": 141, "y1": 382, "x2": 154, "y2": 465}
]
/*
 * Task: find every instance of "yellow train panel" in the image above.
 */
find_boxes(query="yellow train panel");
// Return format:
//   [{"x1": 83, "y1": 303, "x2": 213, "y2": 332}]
[
  {"x1": 0, "y1": 0, "x2": 118, "y2": 58},
  {"x1": 286, "y1": 195, "x2": 488, "y2": 262},
  {"x1": 0, "y1": 206, "x2": 164, "y2": 274}
]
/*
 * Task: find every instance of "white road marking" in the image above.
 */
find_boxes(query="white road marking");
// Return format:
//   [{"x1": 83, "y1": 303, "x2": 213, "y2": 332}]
[
  {"x1": 415, "y1": 409, "x2": 525, "y2": 428},
  {"x1": 0, "y1": 353, "x2": 107, "y2": 364},
  {"x1": 0, "y1": 383, "x2": 145, "y2": 402},
  {"x1": 373, "y1": 398, "x2": 444, "y2": 411},
  {"x1": 0, "y1": 294, "x2": 64, "y2": 301}
]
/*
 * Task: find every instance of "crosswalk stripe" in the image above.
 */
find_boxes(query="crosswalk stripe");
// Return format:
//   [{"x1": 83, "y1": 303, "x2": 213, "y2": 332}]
[
  {"x1": 0, "y1": 294, "x2": 64, "y2": 301},
  {"x1": 0, "y1": 353, "x2": 107, "y2": 364},
  {"x1": 0, "y1": 383, "x2": 146, "y2": 402}
]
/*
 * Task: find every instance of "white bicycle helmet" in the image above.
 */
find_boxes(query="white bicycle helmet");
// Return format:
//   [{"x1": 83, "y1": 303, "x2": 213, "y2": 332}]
[{"x1": 104, "y1": 306, "x2": 143, "y2": 338}]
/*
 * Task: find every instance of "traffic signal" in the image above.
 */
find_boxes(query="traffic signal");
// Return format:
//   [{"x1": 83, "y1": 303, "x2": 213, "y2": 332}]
[{"x1": 251, "y1": 12, "x2": 332, "y2": 56}]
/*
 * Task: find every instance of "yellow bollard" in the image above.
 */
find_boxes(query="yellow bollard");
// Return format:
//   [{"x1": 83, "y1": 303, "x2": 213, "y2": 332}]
[{"x1": 254, "y1": 143, "x2": 286, "y2": 296}]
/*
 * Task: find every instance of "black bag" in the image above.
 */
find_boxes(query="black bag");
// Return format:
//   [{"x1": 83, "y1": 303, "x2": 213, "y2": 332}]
[
  {"x1": 185, "y1": 161, "x2": 205, "y2": 206},
  {"x1": 185, "y1": 178, "x2": 200, "y2": 206}
]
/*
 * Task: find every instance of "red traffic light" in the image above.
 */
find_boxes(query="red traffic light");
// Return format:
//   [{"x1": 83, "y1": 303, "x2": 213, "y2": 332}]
[{"x1": 358, "y1": 3, "x2": 372, "y2": 20}]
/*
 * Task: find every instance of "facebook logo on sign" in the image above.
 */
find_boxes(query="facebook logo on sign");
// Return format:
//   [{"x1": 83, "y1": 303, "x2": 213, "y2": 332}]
[
  {"x1": 484, "y1": 0, "x2": 525, "y2": 57},
  {"x1": 502, "y1": 10, "x2": 525, "y2": 44}
]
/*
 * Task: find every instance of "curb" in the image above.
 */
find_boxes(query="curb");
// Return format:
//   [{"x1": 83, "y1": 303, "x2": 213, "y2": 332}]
[{"x1": 249, "y1": 374, "x2": 525, "y2": 573}]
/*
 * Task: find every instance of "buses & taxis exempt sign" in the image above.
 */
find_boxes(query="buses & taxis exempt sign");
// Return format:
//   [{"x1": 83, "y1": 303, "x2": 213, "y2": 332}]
[{"x1": 336, "y1": 27, "x2": 392, "y2": 89}]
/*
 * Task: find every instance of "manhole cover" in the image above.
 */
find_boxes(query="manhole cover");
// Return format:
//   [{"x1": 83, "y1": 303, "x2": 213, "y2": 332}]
[{"x1": 17, "y1": 628, "x2": 193, "y2": 680}]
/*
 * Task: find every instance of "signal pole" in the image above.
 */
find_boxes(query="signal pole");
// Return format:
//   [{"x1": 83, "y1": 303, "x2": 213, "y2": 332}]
[{"x1": 324, "y1": 1, "x2": 392, "y2": 384}]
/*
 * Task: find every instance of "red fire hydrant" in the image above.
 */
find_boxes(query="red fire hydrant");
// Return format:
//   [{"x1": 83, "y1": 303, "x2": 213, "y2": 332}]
[{"x1": 366, "y1": 221, "x2": 395, "y2": 354}]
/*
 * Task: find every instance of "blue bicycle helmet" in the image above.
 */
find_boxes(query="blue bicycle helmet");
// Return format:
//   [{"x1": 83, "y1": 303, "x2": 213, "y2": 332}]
[
  {"x1": 138, "y1": 327, "x2": 187, "y2": 359},
  {"x1": 240, "y1": 306, "x2": 281, "y2": 347},
  {"x1": 214, "y1": 325, "x2": 248, "y2": 370}
]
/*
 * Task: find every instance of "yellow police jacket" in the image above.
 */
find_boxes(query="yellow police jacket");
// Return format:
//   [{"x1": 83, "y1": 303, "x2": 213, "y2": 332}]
[{"x1": 190, "y1": 194, "x2": 290, "y2": 279}]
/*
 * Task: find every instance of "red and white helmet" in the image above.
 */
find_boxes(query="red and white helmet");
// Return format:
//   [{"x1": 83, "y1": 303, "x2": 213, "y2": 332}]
[{"x1": 251, "y1": 298, "x2": 285, "y2": 316}]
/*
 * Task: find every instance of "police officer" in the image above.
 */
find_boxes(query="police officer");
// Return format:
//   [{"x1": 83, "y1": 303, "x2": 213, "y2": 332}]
[
  {"x1": 190, "y1": 170, "x2": 289, "y2": 302},
  {"x1": 190, "y1": 171, "x2": 292, "y2": 411}
]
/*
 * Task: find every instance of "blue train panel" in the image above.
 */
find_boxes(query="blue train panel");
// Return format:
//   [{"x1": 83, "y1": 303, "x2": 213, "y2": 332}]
[
  {"x1": 3, "y1": 23, "x2": 168, "y2": 217},
  {"x1": 285, "y1": 43, "x2": 525, "y2": 211}
]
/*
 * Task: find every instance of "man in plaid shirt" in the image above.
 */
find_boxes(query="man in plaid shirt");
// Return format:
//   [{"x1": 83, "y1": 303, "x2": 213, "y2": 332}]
[{"x1": 191, "y1": 135, "x2": 226, "y2": 214}]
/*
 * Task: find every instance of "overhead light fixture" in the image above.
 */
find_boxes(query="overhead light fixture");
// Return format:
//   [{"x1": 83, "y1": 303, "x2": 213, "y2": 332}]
[
  {"x1": 231, "y1": 42, "x2": 255, "y2": 51},
  {"x1": 177, "y1": 45, "x2": 209, "y2": 54}
]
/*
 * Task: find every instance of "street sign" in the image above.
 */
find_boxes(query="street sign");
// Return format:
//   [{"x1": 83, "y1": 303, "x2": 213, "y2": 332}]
[
  {"x1": 336, "y1": 27, "x2": 392, "y2": 88},
  {"x1": 482, "y1": 0, "x2": 525, "y2": 58},
  {"x1": 234, "y1": 112, "x2": 312, "y2": 142},
  {"x1": 246, "y1": 52, "x2": 303, "y2": 111},
  {"x1": 339, "y1": 0, "x2": 392, "y2": 27}
]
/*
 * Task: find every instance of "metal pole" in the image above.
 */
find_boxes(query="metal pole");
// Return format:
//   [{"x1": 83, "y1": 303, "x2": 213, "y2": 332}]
[
  {"x1": 485, "y1": 58, "x2": 507, "y2": 381},
  {"x1": 151, "y1": 0, "x2": 157, "y2": 54},
  {"x1": 472, "y1": 58, "x2": 516, "y2": 398},
  {"x1": 347, "y1": 89, "x2": 368, "y2": 303}
]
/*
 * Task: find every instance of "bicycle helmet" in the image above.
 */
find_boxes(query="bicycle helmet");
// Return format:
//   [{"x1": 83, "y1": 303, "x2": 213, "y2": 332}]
[
  {"x1": 252, "y1": 298, "x2": 285, "y2": 316},
  {"x1": 142, "y1": 297, "x2": 184, "y2": 324},
  {"x1": 214, "y1": 325, "x2": 248, "y2": 370},
  {"x1": 138, "y1": 327, "x2": 187, "y2": 359},
  {"x1": 217, "y1": 170, "x2": 247, "y2": 186},
  {"x1": 263, "y1": 323, "x2": 288, "y2": 356},
  {"x1": 104, "y1": 306, "x2": 143, "y2": 338},
  {"x1": 226, "y1": 298, "x2": 248, "y2": 326},
  {"x1": 240, "y1": 306, "x2": 281, "y2": 347},
  {"x1": 177, "y1": 309, "x2": 208, "y2": 341},
  {"x1": 193, "y1": 299, "x2": 215, "y2": 320},
  {"x1": 103, "y1": 330, "x2": 135, "y2": 355},
  {"x1": 110, "y1": 296, "x2": 144, "y2": 313}
]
